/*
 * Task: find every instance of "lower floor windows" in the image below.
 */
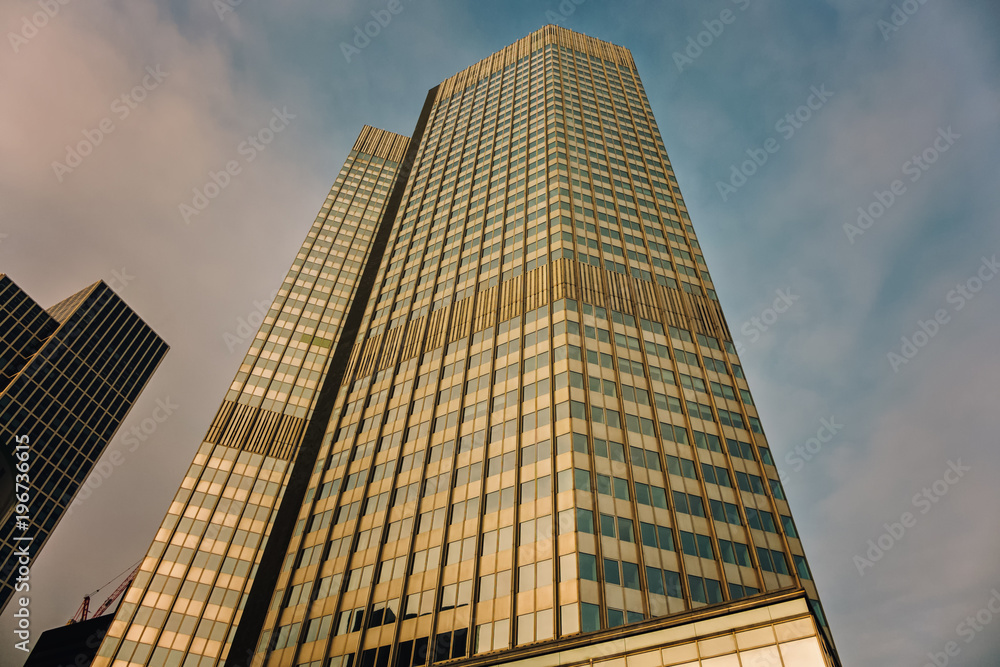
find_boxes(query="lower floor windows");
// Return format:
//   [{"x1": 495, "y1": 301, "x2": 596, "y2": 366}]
[{"x1": 474, "y1": 619, "x2": 510, "y2": 653}]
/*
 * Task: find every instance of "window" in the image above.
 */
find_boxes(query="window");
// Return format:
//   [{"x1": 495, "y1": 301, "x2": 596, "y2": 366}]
[
  {"x1": 679, "y1": 530, "x2": 714, "y2": 559},
  {"x1": 661, "y1": 422, "x2": 688, "y2": 444},
  {"x1": 794, "y1": 555, "x2": 812, "y2": 579},
  {"x1": 603, "y1": 558, "x2": 621, "y2": 586},
  {"x1": 710, "y1": 381, "x2": 737, "y2": 400},
  {"x1": 613, "y1": 476, "x2": 630, "y2": 500},
  {"x1": 709, "y1": 499, "x2": 743, "y2": 526},
  {"x1": 579, "y1": 553, "x2": 598, "y2": 580},
  {"x1": 581, "y1": 602, "x2": 601, "y2": 632},
  {"x1": 410, "y1": 546, "x2": 441, "y2": 574},
  {"x1": 726, "y1": 438, "x2": 755, "y2": 460},
  {"x1": 687, "y1": 401, "x2": 714, "y2": 421},
  {"x1": 631, "y1": 482, "x2": 668, "y2": 508},
  {"x1": 594, "y1": 438, "x2": 625, "y2": 461},
  {"x1": 735, "y1": 471, "x2": 766, "y2": 495},
  {"x1": 629, "y1": 446, "x2": 661, "y2": 471},
  {"x1": 692, "y1": 430, "x2": 722, "y2": 452},
  {"x1": 673, "y1": 491, "x2": 705, "y2": 517},
  {"x1": 477, "y1": 570, "x2": 511, "y2": 601},
  {"x1": 558, "y1": 467, "x2": 592, "y2": 493},
  {"x1": 639, "y1": 521, "x2": 658, "y2": 547},
  {"x1": 519, "y1": 475, "x2": 551, "y2": 502},
  {"x1": 745, "y1": 507, "x2": 778, "y2": 533},
  {"x1": 621, "y1": 561, "x2": 640, "y2": 589},
  {"x1": 702, "y1": 463, "x2": 731, "y2": 487},
  {"x1": 757, "y1": 547, "x2": 789, "y2": 575},
  {"x1": 600, "y1": 513, "x2": 616, "y2": 538},
  {"x1": 453, "y1": 461, "x2": 483, "y2": 487},
  {"x1": 335, "y1": 608, "x2": 364, "y2": 634},
  {"x1": 517, "y1": 559, "x2": 553, "y2": 591},
  {"x1": 687, "y1": 575, "x2": 723, "y2": 604},
  {"x1": 445, "y1": 537, "x2": 476, "y2": 564},
  {"x1": 718, "y1": 539, "x2": 751, "y2": 567},
  {"x1": 646, "y1": 568, "x2": 683, "y2": 598},
  {"x1": 617, "y1": 517, "x2": 635, "y2": 542},
  {"x1": 758, "y1": 446, "x2": 775, "y2": 466},
  {"x1": 679, "y1": 373, "x2": 706, "y2": 392},
  {"x1": 666, "y1": 455, "x2": 697, "y2": 479},
  {"x1": 656, "y1": 524, "x2": 675, "y2": 551},
  {"x1": 481, "y1": 526, "x2": 514, "y2": 554},
  {"x1": 438, "y1": 580, "x2": 472, "y2": 610}
]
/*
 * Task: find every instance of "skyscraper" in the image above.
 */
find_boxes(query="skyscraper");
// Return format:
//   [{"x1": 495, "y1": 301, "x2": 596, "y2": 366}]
[
  {"x1": 0, "y1": 275, "x2": 168, "y2": 613},
  {"x1": 95, "y1": 26, "x2": 840, "y2": 667}
]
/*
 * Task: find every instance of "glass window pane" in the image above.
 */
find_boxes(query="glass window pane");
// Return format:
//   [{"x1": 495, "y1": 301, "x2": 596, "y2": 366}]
[
  {"x1": 576, "y1": 508, "x2": 595, "y2": 534},
  {"x1": 646, "y1": 566, "x2": 664, "y2": 595},
  {"x1": 617, "y1": 517, "x2": 635, "y2": 543},
  {"x1": 640, "y1": 522, "x2": 657, "y2": 547},
  {"x1": 579, "y1": 553, "x2": 597, "y2": 581},
  {"x1": 603, "y1": 558, "x2": 620, "y2": 585},
  {"x1": 581, "y1": 602, "x2": 601, "y2": 632},
  {"x1": 621, "y1": 562, "x2": 640, "y2": 589},
  {"x1": 600, "y1": 514, "x2": 616, "y2": 537}
]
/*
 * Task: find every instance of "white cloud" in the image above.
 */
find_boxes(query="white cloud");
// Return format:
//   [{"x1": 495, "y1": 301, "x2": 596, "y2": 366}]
[{"x1": 2, "y1": 2, "x2": 999, "y2": 665}]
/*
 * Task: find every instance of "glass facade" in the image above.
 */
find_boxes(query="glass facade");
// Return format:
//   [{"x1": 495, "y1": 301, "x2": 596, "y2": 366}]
[
  {"x1": 95, "y1": 26, "x2": 839, "y2": 667},
  {"x1": 93, "y1": 128, "x2": 411, "y2": 667},
  {"x1": 0, "y1": 275, "x2": 168, "y2": 612}
]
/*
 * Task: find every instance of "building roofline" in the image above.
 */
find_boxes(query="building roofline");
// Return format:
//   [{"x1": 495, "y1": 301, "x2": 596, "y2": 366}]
[{"x1": 435, "y1": 24, "x2": 636, "y2": 100}]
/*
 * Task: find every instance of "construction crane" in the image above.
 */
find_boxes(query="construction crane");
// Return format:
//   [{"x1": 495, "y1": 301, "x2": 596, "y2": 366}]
[
  {"x1": 70, "y1": 561, "x2": 141, "y2": 624},
  {"x1": 70, "y1": 595, "x2": 89, "y2": 625}
]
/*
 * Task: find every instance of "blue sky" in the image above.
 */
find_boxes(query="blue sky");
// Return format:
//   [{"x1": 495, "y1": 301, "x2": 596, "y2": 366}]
[{"x1": 2, "y1": 1, "x2": 999, "y2": 664}]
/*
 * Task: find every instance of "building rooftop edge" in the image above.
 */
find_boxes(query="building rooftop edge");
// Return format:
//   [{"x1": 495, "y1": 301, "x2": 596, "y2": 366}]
[
  {"x1": 434, "y1": 24, "x2": 636, "y2": 100},
  {"x1": 353, "y1": 125, "x2": 411, "y2": 163},
  {"x1": 45, "y1": 280, "x2": 102, "y2": 323}
]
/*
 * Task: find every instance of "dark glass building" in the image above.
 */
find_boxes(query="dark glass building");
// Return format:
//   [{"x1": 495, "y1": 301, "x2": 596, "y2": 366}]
[
  {"x1": 22, "y1": 613, "x2": 113, "y2": 667},
  {"x1": 96, "y1": 26, "x2": 840, "y2": 667},
  {"x1": 0, "y1": 275, "x2": 168, "y2": 613}
]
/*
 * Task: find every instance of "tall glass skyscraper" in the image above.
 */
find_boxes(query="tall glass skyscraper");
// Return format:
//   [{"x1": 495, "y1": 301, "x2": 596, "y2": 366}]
[
  {"x1": 95, "y1": 26, "x2": 840, "y2": 667},
  {"x1": 0, "y1": 275, "x2": 168, "y2": 613}
]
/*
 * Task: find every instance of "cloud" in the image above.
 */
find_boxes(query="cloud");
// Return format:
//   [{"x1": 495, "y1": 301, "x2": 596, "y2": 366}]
[{"x1": 2, "y1": 2, "x2": 999, "y2": 666}]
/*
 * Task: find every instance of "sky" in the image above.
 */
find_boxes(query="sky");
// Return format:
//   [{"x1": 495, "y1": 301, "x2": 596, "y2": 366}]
[{"x1": 1, "y1": 0, "x2": 999, "y2": 664}]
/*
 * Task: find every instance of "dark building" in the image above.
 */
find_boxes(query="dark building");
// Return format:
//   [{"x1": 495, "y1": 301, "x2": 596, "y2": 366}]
[
  {"x1": 22, "y1": 614, "x2": 113, "y2": 667},
  {"x1": 96, "y1": 26, "x2": 840, "y2": 667},
  {"x1": 0, "y1": 275, "x2": 168, "y2": 613}
]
